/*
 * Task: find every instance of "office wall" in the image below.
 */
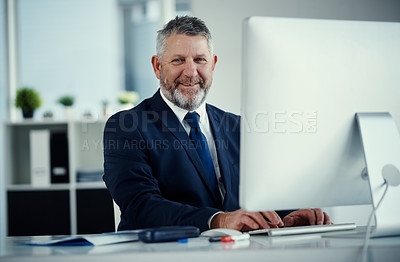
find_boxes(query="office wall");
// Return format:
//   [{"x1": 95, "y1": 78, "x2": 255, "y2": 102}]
[
  {"x1": 191, "y1": 0, "x2": 400, "y2": 114},
  {"x1": 17, "y1": 0, "x2": 122, "y2": 120},
  {"x1": 0, "y1": 0, "x2": 7, "y2": 238}
]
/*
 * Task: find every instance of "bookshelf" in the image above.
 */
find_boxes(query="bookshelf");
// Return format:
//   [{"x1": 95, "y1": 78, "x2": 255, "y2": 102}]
[{"x1": 4, "y1": 119, "x2": 115, "y2": 236}]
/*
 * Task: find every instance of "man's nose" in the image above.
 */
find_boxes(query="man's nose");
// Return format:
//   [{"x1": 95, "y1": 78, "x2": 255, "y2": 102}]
[{"x1": 182, "y1": 60, "x2": 198, "y2": 77}]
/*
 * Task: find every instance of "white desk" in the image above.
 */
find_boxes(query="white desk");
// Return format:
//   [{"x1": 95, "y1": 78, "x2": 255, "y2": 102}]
[{"x1": 1, "y1": 229, "x2": 400, "y2": 262}]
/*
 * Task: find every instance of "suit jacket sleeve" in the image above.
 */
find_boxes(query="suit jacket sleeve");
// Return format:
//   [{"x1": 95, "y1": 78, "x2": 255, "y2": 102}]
[{"x1": 103, "y1": 110, "x2": 220, "y2": 232}]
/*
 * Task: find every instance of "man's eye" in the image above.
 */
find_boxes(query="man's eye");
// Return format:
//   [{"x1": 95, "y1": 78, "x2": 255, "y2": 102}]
[
  {"x1": 172, "y1": 58, "x2": 183, "y2": 63},
  {"x1": 195, "y1": 58, "x2": 206, "y2": 62}
]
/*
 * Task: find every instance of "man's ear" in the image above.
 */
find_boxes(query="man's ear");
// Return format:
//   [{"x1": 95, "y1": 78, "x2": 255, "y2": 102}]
[
  {"x1": 151, "y1": 55, "x2": 161, "y2": 79},
  {"x1": 212, "y1": 55, "x2": 218, "y2": 71}
]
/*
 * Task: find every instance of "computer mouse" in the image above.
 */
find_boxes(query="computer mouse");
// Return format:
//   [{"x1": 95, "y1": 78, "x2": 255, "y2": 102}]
[{"x1": 200, "y1": 228, "x2": 243, "y2": 237}]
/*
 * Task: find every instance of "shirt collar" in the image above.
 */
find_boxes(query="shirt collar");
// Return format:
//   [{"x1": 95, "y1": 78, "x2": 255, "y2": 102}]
[{"x1": 159, "y1": 89, "x2": 207, "y2": 124}]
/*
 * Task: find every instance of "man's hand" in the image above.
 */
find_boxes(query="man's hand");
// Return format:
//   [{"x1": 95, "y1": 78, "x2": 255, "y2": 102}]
[
  {"x1": 283, "y1": 208, "x2": 332, "y2": 227},
  {"x1": 210, "y1": 209, "x2": 284, "y2": 231}
]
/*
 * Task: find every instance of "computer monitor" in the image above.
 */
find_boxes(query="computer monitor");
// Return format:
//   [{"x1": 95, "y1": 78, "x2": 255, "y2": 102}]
[{"x1": 239, "y1": 16, "x2": 400, "y2": 237}]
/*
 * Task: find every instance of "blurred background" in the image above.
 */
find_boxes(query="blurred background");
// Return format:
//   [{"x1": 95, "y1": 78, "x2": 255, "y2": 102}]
[{"x1": 1, "y1": 0, "x2": 400, "y2": 237}]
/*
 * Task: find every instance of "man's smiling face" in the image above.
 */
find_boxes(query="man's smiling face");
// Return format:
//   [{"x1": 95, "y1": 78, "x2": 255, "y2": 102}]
[{"x1": 152, "y1": 33, "x2": 217, "y2": 111}]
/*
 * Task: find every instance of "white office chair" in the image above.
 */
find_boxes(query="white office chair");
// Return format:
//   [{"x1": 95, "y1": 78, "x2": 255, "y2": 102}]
[{"x1": 113, "y1": 200, "x2": 121, "y2": 232}]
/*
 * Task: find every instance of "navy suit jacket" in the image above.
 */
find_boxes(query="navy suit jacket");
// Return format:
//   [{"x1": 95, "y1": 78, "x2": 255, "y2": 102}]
[
  {"x1": 103, "y1": 90, "x2": 240, "y2": 232},
  {"x1": 103, "y1": 90, "x2": 290, "y2": 232}
]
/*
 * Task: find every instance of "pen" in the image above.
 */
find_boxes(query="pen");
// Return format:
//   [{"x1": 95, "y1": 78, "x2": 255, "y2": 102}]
[
  {"x1": 220, "y1": 233, "x2": 250, "y2": 243},
  {"x1": 177, "y1": 237, "x2": 209, "y2": 244},
  {"x1": 208, "y1": 236, "x2": 224, "y2": 242},
  {"x1": 177, "y1": 237, "x2": 210, "y2": 246},
  {"x1": 177, "y1": 238, "x2": 193, "y2": 243}
]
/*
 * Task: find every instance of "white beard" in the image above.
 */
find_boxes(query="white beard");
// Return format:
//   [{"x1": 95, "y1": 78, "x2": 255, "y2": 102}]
[{"x1": 161, "y1": 79, "x2": 208, "y2": 111}]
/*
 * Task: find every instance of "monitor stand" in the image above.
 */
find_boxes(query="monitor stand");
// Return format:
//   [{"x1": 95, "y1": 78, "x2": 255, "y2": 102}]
[{"x1": 356, "y1": 112, "x2": 400, "y2": 237}]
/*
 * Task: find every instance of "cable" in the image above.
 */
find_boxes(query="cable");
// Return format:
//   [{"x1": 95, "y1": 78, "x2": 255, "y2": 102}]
[{"x1": 361, "y1": 182, "x2": 389, "y2": 262}]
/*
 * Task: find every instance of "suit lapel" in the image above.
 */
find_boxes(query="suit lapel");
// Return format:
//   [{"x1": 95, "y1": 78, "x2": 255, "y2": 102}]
[
  {"x1": 207, "y1": 105, "x2": 232, "y2": 204},
  {"x1": 149, "y1": 91, "x2": 217, "y2": 198}
]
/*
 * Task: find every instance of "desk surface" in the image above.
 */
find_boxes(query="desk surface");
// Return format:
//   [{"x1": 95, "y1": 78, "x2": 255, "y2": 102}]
[{"x1": 1, "y1": 228, "x2": 400, "y2": 262}]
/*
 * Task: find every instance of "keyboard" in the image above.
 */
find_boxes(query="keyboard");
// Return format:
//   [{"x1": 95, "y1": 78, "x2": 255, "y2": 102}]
[{"x1": 248, "y1": 223, "x2": 357, "y2": 237}]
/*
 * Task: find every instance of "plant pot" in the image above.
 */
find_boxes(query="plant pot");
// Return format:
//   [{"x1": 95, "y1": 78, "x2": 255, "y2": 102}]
[
  {"x1": 64, "y1": 107, "x2": 74, "y2": 121},
  {"x1": 22, "y1": 108, "x2": 34, "y2": 118}
]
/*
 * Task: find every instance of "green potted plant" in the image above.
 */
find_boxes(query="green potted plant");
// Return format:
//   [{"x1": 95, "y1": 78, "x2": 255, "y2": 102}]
[
  {"x1": 15, "y1": 87, "x2": 42, "y2": 118},
  {"x1": 58, "y1": 96, "x2": 74, "y2": 107},
  {"x1": 118, "y1": 91, "x2": 139, "y2": 111},
  {"x1": 58, "y1": 95, "x2": 75, "y2": 120}
]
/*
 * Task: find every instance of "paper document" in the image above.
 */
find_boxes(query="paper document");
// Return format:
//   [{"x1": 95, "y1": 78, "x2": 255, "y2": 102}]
[{"x1": 25, "y1": 230, "x2": 141, "y2": 246}]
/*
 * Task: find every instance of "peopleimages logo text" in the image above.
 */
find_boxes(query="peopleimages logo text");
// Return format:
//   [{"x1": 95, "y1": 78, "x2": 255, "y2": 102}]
[{"x1": 242, "y1": 110, "x2": 317, "y2": 134}]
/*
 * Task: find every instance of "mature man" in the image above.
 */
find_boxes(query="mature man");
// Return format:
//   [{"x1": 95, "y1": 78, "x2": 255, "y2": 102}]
[{"x1": 103, "y1": 16, "x2": 331, "y2": 232}]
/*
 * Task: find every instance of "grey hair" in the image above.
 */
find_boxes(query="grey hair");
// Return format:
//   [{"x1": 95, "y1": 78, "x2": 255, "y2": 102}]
[{"x1": 156, "y1": 16, "x2": 214, "y2": 60}]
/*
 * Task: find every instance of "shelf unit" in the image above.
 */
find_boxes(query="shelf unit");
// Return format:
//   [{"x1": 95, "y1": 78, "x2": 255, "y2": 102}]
[{"x1": 4, "y1": 119, "x2": 115, "y2": 236}]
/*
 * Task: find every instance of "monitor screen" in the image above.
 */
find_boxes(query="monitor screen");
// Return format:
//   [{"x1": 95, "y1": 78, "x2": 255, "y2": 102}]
[{"x1": 239, "y1": 17, "x2": 400, "y2": 212}]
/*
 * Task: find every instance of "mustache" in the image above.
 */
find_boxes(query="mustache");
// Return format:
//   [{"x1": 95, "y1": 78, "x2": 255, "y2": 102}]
[{"x1": 174, "y1": 77, "x2": 204, "y2": 88}]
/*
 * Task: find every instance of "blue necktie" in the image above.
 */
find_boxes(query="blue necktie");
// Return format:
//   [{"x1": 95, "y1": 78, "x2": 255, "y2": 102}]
[{"x1": 184, "y1": 112, "x2": 219, "y2": 197}]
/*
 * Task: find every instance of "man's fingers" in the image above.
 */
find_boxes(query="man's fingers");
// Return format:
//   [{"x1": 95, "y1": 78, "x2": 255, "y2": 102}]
[
  {"x1": 283, "y1": 209, "x2": 333, "y2": 227},
  {"x1": 260, "y1": 211, "x2": 283, "y2": 226},
  {"x1": 312, "y1": 209, "x2": 332, "y2": 225},
  {"x1": 267, "y1": 222, "x2": 280, "y2": 228},
  {"x1": 283, "y1": 214, "x2": 306, "y2": 227},
  {"x1": 323, "y1": 211, "x2": 333, "y2": 224},
  {"x1": 283, "y1": 215, "x2": 297, "y2": 227},
  {"x1": 244, "y1": 212, "x2": 270, "y2": 229},
  {"x1": 211, "y1": 210, "x2": 263, "y2": 230},
  {"x1": 314, "y1": 208, "x2": 323, "y2": 225}
]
